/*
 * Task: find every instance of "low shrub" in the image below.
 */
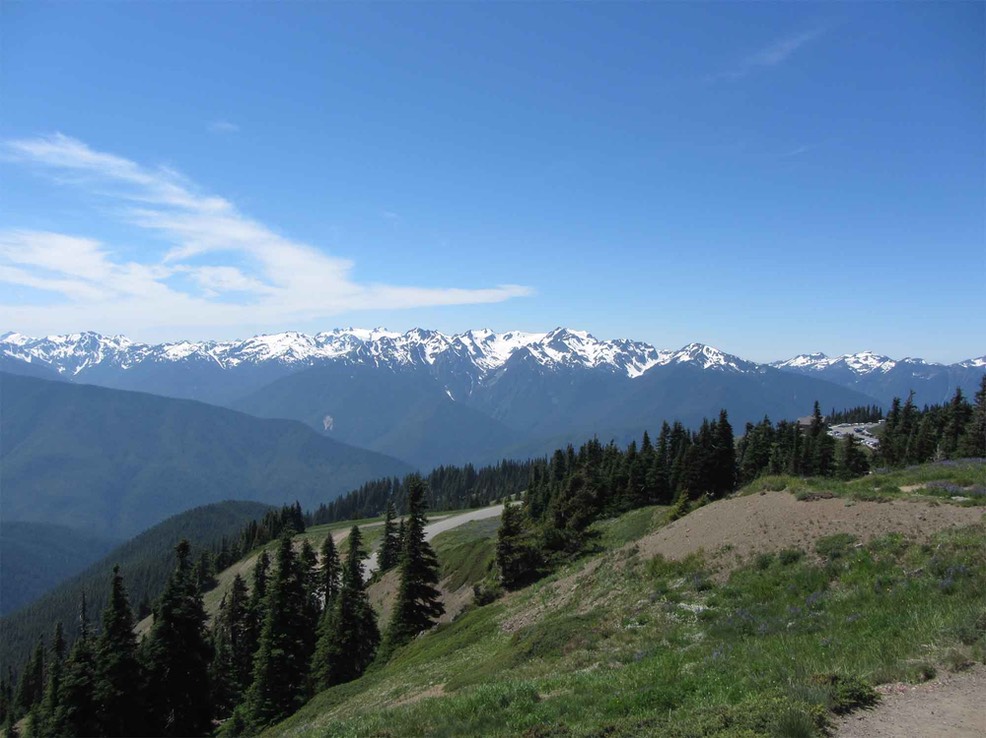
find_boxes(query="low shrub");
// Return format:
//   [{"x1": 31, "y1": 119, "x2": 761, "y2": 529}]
[
  {"x1": 809, "y1": 673, "x2": 879, "y2": 714},
  {"x1": 755, "y1": 552, "x2": 775, "y2": 570},
  {"x1": 472, "y1": 580, "x2": 503, "y2": 606},
  {"x1": 814, "y1": 533, "x2": 858, "y2": 561},
  {"x1": 771, "y1": 706, "x2": 821, "y2": 738},
  {"x1": 778, "y1": 548, "x2": 805, "y2": 566}
]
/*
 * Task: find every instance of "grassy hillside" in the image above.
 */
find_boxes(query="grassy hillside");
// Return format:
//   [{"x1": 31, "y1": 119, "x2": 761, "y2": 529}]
[
  {"x1": 0, "y1": 522, "x2": 119, "y2": 617},
  {"x1": 0, "y1": 500, "x2": 272, "y2": 673},
  {"x1": 267, "y1": 463, "x2": 986, "y2": 738},
  {"x1": 0, "y1": 373, "x2": 412, "y2": 538}
]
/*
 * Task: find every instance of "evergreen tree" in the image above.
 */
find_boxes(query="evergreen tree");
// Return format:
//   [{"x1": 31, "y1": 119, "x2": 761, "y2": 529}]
[
  {"x1": 32, "y1": 624, "x2": 66, "y2": 738},
  {"x1": 910, "y1": 413, "x2": 937, "y2": 464},
  {"x1": 2, "y1": 712, "x2": 18, "y2": 738},
  {"x1": 299, "y1": 539, "x2": 321, "y2": 664},
  {"x1": 651, "y1": 422, "x2": 672, "y2": 503},
  {"x1": 311, "y1": 526, "x2": 379, "y2": 689},
  {"x1": 142, "y1": 540, "x2": 213, "y2": 737},
  {"x1": 879, "y1": 397, "x2": 903, "y2": 466},
  {"x1": 247, "y1": 548, "x2": 271, "y2": 661},
  {"x1": 898, "y1": 392, "x2": 918, "y2": 464},
  {"x1": 836, "y1": 433, "x2": 870, "y2": 480},
  {"x1": 192, "y1": 551, "x2": 216, "y2": 594},
  {"x1": 209, "y1": 574, "x2": 253, "y2": 718},
  {"x1": 243, "y1": 534, "x2": 310, "y2": 729},
  {"x1": 396, "y1": 518, "x2": 406, "y2": 555},
  {"x1": 942, "y1": 389, "x2": 972, "y2": 457},
  {"x1": 319, "y1": 533, "x2": 341, "y2": 611},
  {"x1": 711, "y1": 409, "x2": 736, "y2": 497},
  {"x1": 737, "y1": 417, "x2": 773, "y2": 485},
  {"x1": 959, "y1": 375, "x2": 986, "y2": 458},
  {"x1": 386, "y1": 478, "x2": 445, "y2": 650},
  {"x1": 14, "y1": 637, "x2": 44, "y2": 717},
  {"x1": 495, "y1": 504, "x2": 539, "y2": 590},
  {"x1": 53, "y1": 596, "x2": 99, "y2": 738},
  {"x1": 0, "y1": 667, "x2": 12, "y2": 726},
  {"x1": 378, "y1": 501, "x2": 401, "y2": 573},
  {"x1": 93, "y1": 566, "x2": 144, "y2": 737},
  {"x1": 250, "y1": 549, "x2": 271, "y2": 610}
]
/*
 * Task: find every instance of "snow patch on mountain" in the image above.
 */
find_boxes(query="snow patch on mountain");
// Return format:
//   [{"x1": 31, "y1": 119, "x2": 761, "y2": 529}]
[
  {"x1": 4, "y1": 328, "x2": 695, "y2": 379},
  {"x1": 11, "y1": 329, "x2": 972, "y2": 384},
  {"x1": 663, "y1": 343, "x2": 757, "y2": 372},
  {"x1": 772, "y1": 351, "x2": 903, "y2": 376},
  {"x1": 958, "y1": 356, "x2": 986, "y2": 369}
]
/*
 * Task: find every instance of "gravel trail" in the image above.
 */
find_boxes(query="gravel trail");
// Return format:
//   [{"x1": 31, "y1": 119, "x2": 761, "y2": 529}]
[{"x1": 834, "y1": 665, "x2": 986, "y2": 737}]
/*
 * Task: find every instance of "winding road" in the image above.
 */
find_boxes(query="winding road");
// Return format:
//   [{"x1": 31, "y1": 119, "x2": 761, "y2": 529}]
[{"x1": 362, "y1": 503, "x2": 504, "y2": 575}]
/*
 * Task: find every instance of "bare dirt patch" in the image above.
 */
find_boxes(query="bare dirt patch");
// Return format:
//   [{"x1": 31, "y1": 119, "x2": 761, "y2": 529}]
[
  {"x1": 635, "y1": 491, "x2": 984, "y2": 579},
  {"x1": 367, "y1": 568, "x2": 402, "y2": 627},
  {"x1": 834, "y1": 664, "x2": 986, "y2": 737},
  {"x1": 368, "y1": 570, "x2": 474, "y2": 628}
]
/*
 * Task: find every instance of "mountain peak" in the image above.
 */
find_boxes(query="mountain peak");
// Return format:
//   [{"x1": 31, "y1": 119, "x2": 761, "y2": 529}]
[
  {"x1": 5, "y1": 329, "x2": 980, "y2": 385},
  {"x1": 666, "y1": 343, "x2": 752, "y2": 372}
]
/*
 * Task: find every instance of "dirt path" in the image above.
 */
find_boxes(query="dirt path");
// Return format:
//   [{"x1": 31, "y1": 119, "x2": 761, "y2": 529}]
[{"x1": 834, "y1": 665, "x2": 986, "y2": 737}]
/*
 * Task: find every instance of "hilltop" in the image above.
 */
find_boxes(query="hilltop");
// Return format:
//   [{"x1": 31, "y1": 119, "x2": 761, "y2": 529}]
[{"x1": 265, "y1": 461, "x2": 985, "y2": 738}]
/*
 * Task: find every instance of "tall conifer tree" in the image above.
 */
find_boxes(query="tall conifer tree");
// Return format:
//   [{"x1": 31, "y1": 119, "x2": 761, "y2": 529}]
[
  {"x1": 319, "y1": 533, "x2": 341, "y2": 611},
  {"x1": 386, "y1": 477, "x2": 444, "y2": 649},
  {"x1": 94, "y1": 566, "x2": 144, "y2": 737},
  {"x1": 209, "y1": 574, "x2": 253, "y2": 718},
  {"x1": 54, "y1": 596, "x2": 99, "y2": 738},
  {"x1": 243, "y1": 534, "x2": 310, "y2": 729},
  {"x1": 311, "y1": 526, "x2": 379, "y2": 689},
  {"x1": 142, "y1": 540, "x2": 213, "y2": 737},
  {"x1": 14, "y1": 638, "x2": 44, "y2": 717},
  {"x1": 378, "y1": 501, "x2": 401, "y2": 573},
  {"x1": 959, "y1": 375, "x2": 986, "y2": 458},
  {"x1": 32, "y1": 623, "x2": 66, "y2": 738}
]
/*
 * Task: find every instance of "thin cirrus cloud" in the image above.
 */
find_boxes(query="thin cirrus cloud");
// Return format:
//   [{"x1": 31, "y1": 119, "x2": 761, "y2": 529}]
[
  {"x1": 1, "y1": 133, "x2": 533, "y2": 336},
  {"x1": 207, "y1": 120, "x2": 240, "y2": 134},
  {"x1": 713, "y1": 27, "x2": 826, "y2": 81}
]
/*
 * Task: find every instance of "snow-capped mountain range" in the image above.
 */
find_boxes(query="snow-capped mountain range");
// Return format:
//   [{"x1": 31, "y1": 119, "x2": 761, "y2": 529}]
[
  {"x1": 3, "y1": 328, "x2": 982, "y2": 469},
  {"x1": 0, "y1": 328, "x2": 758, "y2": 380},
  {"x1": 771, "y1": 350, "x2": 986, "y2": 375}
]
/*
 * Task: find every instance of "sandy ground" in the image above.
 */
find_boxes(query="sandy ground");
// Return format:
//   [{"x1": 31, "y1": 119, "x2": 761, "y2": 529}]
[
  {"x1": 634, "y1": 491, "x2": 985, "y2": 579},
  {"x1": 834, "y1": 665, "x2": 986, "y2": 737},
  {"x1": 501, "y1": 491, "x2": 985, "y2": 634}
]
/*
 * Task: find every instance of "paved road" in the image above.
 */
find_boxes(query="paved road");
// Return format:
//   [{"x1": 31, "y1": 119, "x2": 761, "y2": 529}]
[{"x1": 363, "y1": 504, "x2": 504, "y2": 575}]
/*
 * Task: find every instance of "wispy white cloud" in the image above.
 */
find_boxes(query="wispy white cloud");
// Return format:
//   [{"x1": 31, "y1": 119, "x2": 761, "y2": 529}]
[
  {"x1": 1, "y1": 134, "x2": 533, "y2": 335},
  {"x1": 208, "y1": 120, "x2": 240, "y2": 134},
  {"x1": 779, "y1": 143, "x2": 822, "y2": 158},
  {"x1": 713, "y1": 27, "x2": 827, "y2": 81}
]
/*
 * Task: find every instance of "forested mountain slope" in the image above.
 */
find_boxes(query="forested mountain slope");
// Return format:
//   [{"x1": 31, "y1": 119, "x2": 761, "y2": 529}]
[
  {"x1": 0, "y1": 523, "x2": 119, "y2": 617},
  {"x1": 0, "y1": 501, "x2": 273, "y2": 674},
  {"x1": 0, "y1": 373, "x2": 412, "y2": 538}
]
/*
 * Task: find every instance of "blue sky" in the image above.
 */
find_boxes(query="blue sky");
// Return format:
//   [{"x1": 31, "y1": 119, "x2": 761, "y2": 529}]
[{"x1": 1, "y1": 2, "x2": 983, "y2": 362}]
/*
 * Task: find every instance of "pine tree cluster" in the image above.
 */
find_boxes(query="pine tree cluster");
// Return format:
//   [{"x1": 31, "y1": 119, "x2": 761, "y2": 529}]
[
  {"x1": 826, "y1": 404, "x2": 884, "y2": 425},
  {"x1": 3, "y1": 492, "x2": 450, "y2": 737},
  {"x1": 307, "y1": 460, "x2": 531, "y2": 526},
  {"x1": 875, "y1": 380, "x2": 986, "y2": 466}
]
